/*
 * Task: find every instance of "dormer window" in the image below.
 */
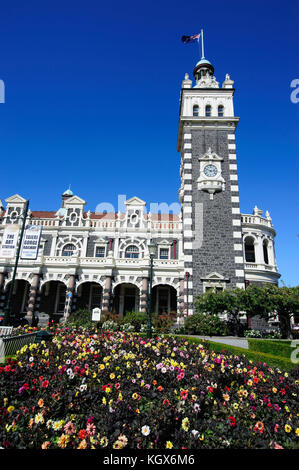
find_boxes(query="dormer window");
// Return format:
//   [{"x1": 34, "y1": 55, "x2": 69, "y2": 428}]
[
  {"x1": 193, "y1": 105, "x2": 199, "y2": 117},
  {"x1": 218, "y1": 105, "x2": 224, "y2": 117},
  {"x1": 205, "y1": 105, "x2": 211, "y2": 117}
]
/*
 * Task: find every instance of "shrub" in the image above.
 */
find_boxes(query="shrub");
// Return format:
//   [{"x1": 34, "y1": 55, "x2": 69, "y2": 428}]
[
  {"x1": 101, "y1": 320, "x2": 119, "y2": 331},
  {"x1": 152, "y1": 312, "x2": 176, "y2": 333},
  {"x1": 119, "y1": 323, "x2": 135, "y2": 333},
  {"x1": 123, "y1": 311, "x2": 147, "y2": 332},
  {"x1": 184, "y1": 313, "x2": 229, "y2": 336},
  {"x1": 244, "y1": 329, "x2": 263, "y2": 338},
  {"x1": 66, "y1": 309, "x2": 92, "y2": 328}
]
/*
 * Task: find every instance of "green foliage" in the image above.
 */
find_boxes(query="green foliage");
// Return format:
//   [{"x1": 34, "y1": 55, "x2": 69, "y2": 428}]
[
  {"x1": 152, "y1": 312, "x2": 176, "y2": 333},
  {"x1": 194, "y1": 285, "x2": 299, "y2": 338},
  {"x1": 123, "y1": 311, "x2": 148, "y2": 331},
  {"x1": 248, "y1": 339, "x2": 293, "y2": 359},
  {"x1": 184, "y1": 312, "x2": 229, "y2": 336},
  {"x1": 66, "y1": 309, "x2": 93, "y2": 328}
]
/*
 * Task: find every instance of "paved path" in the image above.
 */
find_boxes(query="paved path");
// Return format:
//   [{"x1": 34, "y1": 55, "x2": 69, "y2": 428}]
[{"x1": 189, "y1": 335, "x2": 249, "y2": 350}]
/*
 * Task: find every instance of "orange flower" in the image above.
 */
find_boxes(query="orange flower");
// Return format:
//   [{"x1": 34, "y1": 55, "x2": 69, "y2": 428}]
[
  {"x1": 254, "y1": 421, "x2": 264, "y2": 434},
  {"x1": 153, "y1": 380, "x2": 157, "y2": 386},
  {"x1": 157, "y1": 386, "x2": 163, "y2": 392}
]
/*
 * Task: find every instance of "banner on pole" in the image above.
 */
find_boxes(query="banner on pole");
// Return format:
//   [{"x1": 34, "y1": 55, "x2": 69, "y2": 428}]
[
  {"x1": 0, "y1": 225, "x2": 20, "y2": 258},
  {"x1": 20, "y1": 225, "x2": 42, "y2": 260}
]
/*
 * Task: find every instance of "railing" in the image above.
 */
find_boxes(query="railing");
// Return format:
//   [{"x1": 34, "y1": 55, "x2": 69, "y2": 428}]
[
  {"x1": 245, "y1": 262, "x2": 278, "y2": 272},
  {"x1": 0, "y1": 326, "x2": 13, "y2": 337},
  {"x1": 241, "y1": 214, "x2": 273, "y2": 228},
  {"x1": 42, "y1": 256, "x2": 184, "y2": 269},
  {"x1": 0, "y1": 332, "x2": 38, "y2": 363}
]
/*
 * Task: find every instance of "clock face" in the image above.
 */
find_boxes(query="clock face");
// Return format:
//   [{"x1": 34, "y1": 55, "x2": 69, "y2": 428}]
[{"x1": 204, "y1": 164, "x2": 218, "y2": 177}]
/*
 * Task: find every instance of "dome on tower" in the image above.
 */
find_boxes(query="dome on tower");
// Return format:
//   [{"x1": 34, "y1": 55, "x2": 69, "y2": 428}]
[
  {"x1": 193, "y1": 57, "x2": 215, "y2": 78},
  {"x1": 62, "y1": 188, "x2": 74, "y2": 196}
]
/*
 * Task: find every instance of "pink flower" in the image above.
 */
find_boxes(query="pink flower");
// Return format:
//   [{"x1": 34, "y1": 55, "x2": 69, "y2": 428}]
[
  {"x1": 64, "y1": 421, "x2": 76, "y2": 435},
  {"x1": 87, "y1": 423, "x2": 96, "y2": 436}
]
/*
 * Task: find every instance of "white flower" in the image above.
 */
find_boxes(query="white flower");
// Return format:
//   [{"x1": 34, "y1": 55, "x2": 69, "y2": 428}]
[
  {"x1": 191, "y1": 430, "x2": 199, "y2": 438},
  {"x1": 161, "y1": 367, "x2": 167, "y2": 374},
  {"x1": 141, "y1": 425, "x2": 150, "y2": 436}
]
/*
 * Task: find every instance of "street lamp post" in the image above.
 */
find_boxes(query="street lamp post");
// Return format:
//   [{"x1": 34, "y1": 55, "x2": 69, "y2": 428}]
[{"x1": 147, "y1": 240, "x2": 156, "y2": 339}]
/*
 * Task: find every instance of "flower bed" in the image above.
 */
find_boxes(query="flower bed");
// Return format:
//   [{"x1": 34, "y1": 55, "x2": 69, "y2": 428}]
[{"x1": 0, "y1": 327, "x2": 298, "y2": 449}]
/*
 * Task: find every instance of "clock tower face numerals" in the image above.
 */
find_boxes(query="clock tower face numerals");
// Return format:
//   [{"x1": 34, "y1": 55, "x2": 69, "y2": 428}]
[{"x1": 203, "y1": 164, "x2": 218, "y2": 178}]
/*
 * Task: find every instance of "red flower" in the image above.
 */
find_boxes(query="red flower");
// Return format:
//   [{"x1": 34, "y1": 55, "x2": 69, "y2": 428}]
[
  {"x1": 228, "y1": 416, "x2": 236, "y2": 427},
  {"x1": 42, "y1": 380, "x2": 49, "y2": 388},
  {"x1": 163, "y1": 399, "x2": 170, "y2": 406},
  {"x1": 78, "y1": 429, "x2": 87, "y2": 440},
  {"x1": 180, "y1": 390, "x2": 188, "y2": 400}
]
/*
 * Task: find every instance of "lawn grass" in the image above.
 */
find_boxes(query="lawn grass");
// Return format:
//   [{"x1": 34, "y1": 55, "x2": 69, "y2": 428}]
[{"x1": 176, "y1": 335, "x2": 296, "y2": 372}]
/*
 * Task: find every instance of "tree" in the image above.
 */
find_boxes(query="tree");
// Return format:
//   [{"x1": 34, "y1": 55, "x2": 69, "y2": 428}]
[
  {"x1": 271, "y1": 286, "x2": 299, "y2": 338},
  {"x1": 240, "y1": 284, "x2": 277, "y2": 326},
  {"x1": 195, "y1": 288, "x2": 245, "y2": 336}
]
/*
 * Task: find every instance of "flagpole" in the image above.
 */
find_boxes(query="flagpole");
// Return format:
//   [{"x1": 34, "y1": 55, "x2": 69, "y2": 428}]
[{"x1": 201, "y1": 29, "x2": 204, "y2": 58}]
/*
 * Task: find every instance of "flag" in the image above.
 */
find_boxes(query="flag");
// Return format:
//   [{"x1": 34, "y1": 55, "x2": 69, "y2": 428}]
[{"x1": 181, "y1": 33, "x2": 201, "y2": 44}]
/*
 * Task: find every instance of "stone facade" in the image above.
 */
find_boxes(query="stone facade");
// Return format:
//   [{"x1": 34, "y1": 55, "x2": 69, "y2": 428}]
[{"x1": 0, "y1": 57, "x2": 281, "y2": 325}]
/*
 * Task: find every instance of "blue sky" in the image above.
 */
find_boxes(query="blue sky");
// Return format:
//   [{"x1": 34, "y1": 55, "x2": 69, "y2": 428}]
[{"x1": 0, "y1": 0, "x2": 298, "y2": 286}]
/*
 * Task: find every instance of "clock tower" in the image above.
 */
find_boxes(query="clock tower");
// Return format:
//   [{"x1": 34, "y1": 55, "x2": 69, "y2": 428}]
[{"x1": 177, "y1": 57, "x2": 245, "y2": 315}]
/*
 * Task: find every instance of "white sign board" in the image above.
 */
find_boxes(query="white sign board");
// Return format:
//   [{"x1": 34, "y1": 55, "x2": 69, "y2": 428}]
[
  {"x1": 0, "y1": 225, "x2": 19, "y2": 258},
  {"x1": 20, "y1": 225, "x2": 42, "y2": 260},
  {"x1": 92, "y1": 308, "x2": 102, "y2": 322}
]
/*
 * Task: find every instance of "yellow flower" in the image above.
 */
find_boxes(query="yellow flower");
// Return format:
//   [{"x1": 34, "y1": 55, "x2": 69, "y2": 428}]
[
  {"x1": 58, "y1": 434, "x2": 70, "y2": 448},
  {"x1": 7, "y1": 406, "x2": 14, "y2": 413},
  {"x1": 110, "y1": 373, "x2": 115, "y2": 380},
  {"x1": 100, "y1": 436, "x2": 108, "y2": 447},
  {"x1": 182, "y1": 418, "x2": 189, "y2": 432},
  {"x1": 296, "y1": 428, "x2": 299, "y2": 437},
  {"x1": 285, "y1": 424, "x2": 292, "y2": 433},
  {"x1": 166, "y1": 441, "x2": 173, "y2": 449}
]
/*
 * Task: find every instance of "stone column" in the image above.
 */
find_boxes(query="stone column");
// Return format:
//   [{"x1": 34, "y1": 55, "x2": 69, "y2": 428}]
[
  {"x1": 102, "y1": 275, "x2": 112, "y2": 313},
  {"x1": 140, "y1": 277, "x2": 148, "y2": 313},
  {"x1": 26, "y1": 273, "x2": 40, "y2": 325},
  {"x1": 178, "y1": 278, "x2": 185, "y2": 323},
  {"x1": 63, "y1": 274, "x2": 76, "y2": 321}
]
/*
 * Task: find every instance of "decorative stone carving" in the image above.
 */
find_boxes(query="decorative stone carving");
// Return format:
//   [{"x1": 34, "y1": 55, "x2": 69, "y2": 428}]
[{"x1": 197, "y1": 148, "x2": 225, "y2": 199}]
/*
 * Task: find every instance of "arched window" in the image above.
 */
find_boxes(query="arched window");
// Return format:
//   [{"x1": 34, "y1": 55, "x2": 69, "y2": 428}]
[
  {"x1": 218, "y1": 105, "x2": 224, "y2": 117},
  {"x1": 193, "y1": 105, "x2": 199, "y2": 117},
  {"x1": 125, "y1": 245, "x2": 139, "y2": 259},
  {"x1": 205, "y1": 105, "x2": 211, "y2": 117},
  {"x1": 62, "y1": 243, "x2": 76, "y2": 257},
  {"x1": 263, "y1": 240, "x2": 269, "y2": 265},
  {"x1": 244, "y1": 237, "x2": 255, "y2": 263}
]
